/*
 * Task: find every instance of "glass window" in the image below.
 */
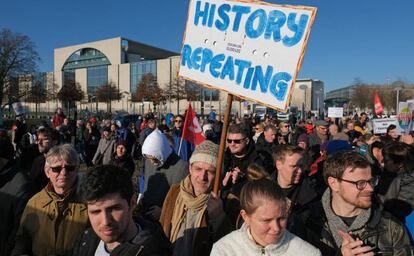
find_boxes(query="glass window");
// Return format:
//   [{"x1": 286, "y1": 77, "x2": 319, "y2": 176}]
[
  {"x1": 87, "y1": 66, "x2": 108, "y2": 94},
  {"x1": 130, "y1": 60, "x2": 157, "y2": 94}
]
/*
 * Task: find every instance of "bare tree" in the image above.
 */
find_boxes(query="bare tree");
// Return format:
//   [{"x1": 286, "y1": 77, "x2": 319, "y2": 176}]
[
  {"x1": 0, "y1": 28, "x2": 39, "y2": 110},
  {"x1": 26, "y1": 81, "x2": 47, "y2": 117},
  {"x1": 133, "y1": 73, "x2": 166, "y2": 113},
  {"x1": 57, "y1": 80, "x2": 84, "y2": 117},
  {"x1": 95, "y1": 82, "x2": 122, "y2": 113},
  {"x1": 167, "y1": 77, "x2": 187, "y2": 114}
]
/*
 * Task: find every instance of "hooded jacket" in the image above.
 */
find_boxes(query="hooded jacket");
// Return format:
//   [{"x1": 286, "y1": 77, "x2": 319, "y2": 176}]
[
  {"x1": 0, "y1": 159, "x2": 32, "y2": 256},
  {"x1": 141, "y1": 130, "x2": 188, "y2": 210}
]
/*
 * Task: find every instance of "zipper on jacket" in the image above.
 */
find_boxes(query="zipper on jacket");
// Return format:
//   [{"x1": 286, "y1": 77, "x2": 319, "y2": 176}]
[
  {"x1": 134, "y1": 245, "x2": 144, "y2": 256},
  {"x1": 261, "y1": 247, "x2": 265, "y2": 255}
]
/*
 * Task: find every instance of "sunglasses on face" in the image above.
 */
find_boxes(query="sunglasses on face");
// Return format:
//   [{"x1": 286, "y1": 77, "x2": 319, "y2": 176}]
[
  {"x1": 50, "y1": 165, "x2": 76, "y2": 173},
  {"x1": 226, "y1": 138, "x2": 246, "y2": 144},
  {"x1": 175, "y1": 120, "x2": 183, "y2": 123}
]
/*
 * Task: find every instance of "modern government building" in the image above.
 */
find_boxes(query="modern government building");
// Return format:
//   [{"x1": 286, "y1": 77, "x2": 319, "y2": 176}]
[{"x1": 15, "y1": 37, "x2": 325, "y2": 116}]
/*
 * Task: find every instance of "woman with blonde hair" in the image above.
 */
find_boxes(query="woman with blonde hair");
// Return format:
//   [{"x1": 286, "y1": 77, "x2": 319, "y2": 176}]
[{"x1": 212, "y1": 179, "x2": 321, "y2": 255}]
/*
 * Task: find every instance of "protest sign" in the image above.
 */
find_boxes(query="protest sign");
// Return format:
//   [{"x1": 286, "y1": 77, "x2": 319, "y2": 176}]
[
  {"x1": 12, "y1": 102, "x2": 26, "y2": 116},
  {"x1": 328, "y1": 107, "x2": 343, "y2": 118},
  {"x1": 372, "y1": 118, "x2": 398, "y2": 134},
  {"x1": 397, "y1": 102, "x2": 413, "y2": 132},
  {"x1": 178, "y1": 0, "x2": 317, "y2": 111}
]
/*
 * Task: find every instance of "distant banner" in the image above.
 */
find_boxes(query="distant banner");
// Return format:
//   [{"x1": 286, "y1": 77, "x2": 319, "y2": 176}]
[
  {"x1": 327, "y1": 107, "x2": 343, "y2": 118},
  {"x1": 179, "y1": 0, "x2": 317, "y2": 111},
  {"x1": 372, "y1": 118, "x2": 398, "y2": 134},
  {"x1": 12, "y1": 102, "x2": 26, "y2": 116},
  {"x1": 397, "y1": 102, "x2": 413, "y2": 132}
]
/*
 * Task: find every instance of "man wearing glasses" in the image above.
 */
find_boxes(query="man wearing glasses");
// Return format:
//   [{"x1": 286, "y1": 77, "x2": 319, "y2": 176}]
[
  {"x1": 223, "y1": 124, "x2": 274, "y2": 195},
  {"x1": 12, "y1": 144, "x2": 88, "y2": 256},
  {"x1": 292, "y1": 151, "x2": 412, "y2": 255}
]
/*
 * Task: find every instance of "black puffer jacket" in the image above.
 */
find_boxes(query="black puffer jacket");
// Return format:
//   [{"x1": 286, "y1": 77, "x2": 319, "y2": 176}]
[
  {"x1": 0, "y1": 159, "x2": 32, "y2": 256},
  {"x1": 291, "y1": 200, "x2": 412, "y2": 256},
  {"x1": 72, "y1": 217, "x2": 172, "y2": 256},
  {"x1": 109, "y1": 153, "x2": 135, "y2": 177}
]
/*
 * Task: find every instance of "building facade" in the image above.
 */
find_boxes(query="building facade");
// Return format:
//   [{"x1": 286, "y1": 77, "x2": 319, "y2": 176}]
[{"x1": 16, "y1": 37, "x2": 324, "y2": 117}]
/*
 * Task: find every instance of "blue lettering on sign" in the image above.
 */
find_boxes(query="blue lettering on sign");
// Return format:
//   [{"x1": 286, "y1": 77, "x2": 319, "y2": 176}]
[
  {"x1": 234, "y1": 59, "x2": 251, "y2": 85},
  {"x1": 220, "y1": 56, "x2": 235, "y2": 80},
  {"x1": 192, "y1": 0, "x2": 310, "y2": 47},
  {"x1": 181, "y1": 44, "x2": 192, "y2": 69},
  {"x1": 180, "y1": 44, "x2": 293, "y2": 102},
  {"x1": 264, "y1": 10, "x2": 286, "y2": 42},
  {"x1": 209, "y1": 53, "x2": 225, "y2": 78},
  {"x1": 231, "y1": 5, "x2": 250, "y2": 32},
  {"x1": 283, "y1": 13, "x2": 309, "y2": 47},
  {"x1": 269, "y1": 72, "x2": 291, "y2": 100},
  {"x1": 245, "y1": 9, "x2": 267, "y2": 39},
  {"x1": 194, "y1": 1, "x2": 209, "y2": 26},
  {"x1": 215, "y1": 4, "x2": 231, "y2": 31},
  {"x1": 251, "y1": 66, "x2": 273, "y2": 93},
  {"x1": 200, "y1": 48, "x2": 213, "y2": 72}
]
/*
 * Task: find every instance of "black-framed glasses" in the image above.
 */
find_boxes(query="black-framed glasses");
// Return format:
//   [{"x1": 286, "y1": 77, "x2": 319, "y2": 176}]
[
  {"x1": 50, "y1": 165, "x2": 77, "y2": 173},
  {"x1": 226, "y1": 138, "x2": 246, "y2": 144},
  {"x1": 338, "y1": 176, "x2": 379, "y2": 190}
]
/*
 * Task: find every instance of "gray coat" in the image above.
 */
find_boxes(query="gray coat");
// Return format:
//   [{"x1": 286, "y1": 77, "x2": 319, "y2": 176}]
[
  {"x1": 142, "y1": 152, "x2": 188, "y2": 209},
  {"x1": 92, "y1": 136, "x2": 116, "y2": 165}
]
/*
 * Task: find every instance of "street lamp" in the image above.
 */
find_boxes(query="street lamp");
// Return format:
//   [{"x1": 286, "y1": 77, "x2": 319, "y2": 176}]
[
  {"x1": 299, "y1": 84, "x2": 308, "y2": 119},
  {"x1": 395, "y1": 87, "x2": 402, "y2": 114}
]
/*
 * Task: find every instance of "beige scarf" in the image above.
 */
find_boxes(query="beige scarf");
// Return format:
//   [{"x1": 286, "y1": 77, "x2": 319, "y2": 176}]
[{"x1": 169, "y1": 176, "x2": 209, "y2": 243}]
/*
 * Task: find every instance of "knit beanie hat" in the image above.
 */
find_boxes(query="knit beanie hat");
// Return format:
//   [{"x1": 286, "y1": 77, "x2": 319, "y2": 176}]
[{"x1": 189, "y1": 140, "x2": 219, "y2": 167}]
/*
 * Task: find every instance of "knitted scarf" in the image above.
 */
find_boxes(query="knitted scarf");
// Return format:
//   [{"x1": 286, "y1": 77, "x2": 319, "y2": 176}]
[
  {"x1": 169, "y1": 176, "x2": 209, "y2": 243},
  {"x1": 322, "y1": 189, "x2": 371, "y2": 248}
]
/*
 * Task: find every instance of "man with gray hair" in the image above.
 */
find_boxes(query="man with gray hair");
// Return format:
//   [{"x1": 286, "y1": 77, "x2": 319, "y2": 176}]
[{"x1": 12, "y1": 144, "x2": 88, "y2": 256}]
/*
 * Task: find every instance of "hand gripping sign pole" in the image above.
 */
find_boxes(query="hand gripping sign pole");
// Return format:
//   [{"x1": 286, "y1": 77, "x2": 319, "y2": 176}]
[{"x1": 213, "y1": 94, "x2": 233, "y2": 194}]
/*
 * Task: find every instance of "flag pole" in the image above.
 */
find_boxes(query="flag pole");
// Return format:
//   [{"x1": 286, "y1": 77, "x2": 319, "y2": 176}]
[
  {"x1": 179, "y1": 102, "x2": 191, "y2": 156},
  {"x1": 213, "y1": 94, "x2": 233, "y2": 194}
]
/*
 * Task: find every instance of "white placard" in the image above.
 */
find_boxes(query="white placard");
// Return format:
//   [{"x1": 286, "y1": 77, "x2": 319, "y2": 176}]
[
  {"x1": 372, "y1": 118, "x2": 398, "y2": 134},
  {"x1": 328, "y1": 107, "x2": 343, "y2": 118},
  {"x1": 12, "y1": 102, "x2": 26, "y2": 116},
  {"x1": 178, "y1": 0, "x2": 317, "y2": 111}
]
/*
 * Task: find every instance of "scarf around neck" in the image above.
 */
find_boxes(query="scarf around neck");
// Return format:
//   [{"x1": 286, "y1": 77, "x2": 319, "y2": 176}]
[
  {"x1": 169, "y1": 176, "x2": 209, "y2": 243},
  {"x1": 322, "y1": 189, "x2": 371, "y2": 248}
]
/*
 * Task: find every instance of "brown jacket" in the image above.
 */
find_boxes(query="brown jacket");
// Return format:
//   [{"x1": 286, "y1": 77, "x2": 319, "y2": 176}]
[
  {"x1": 159, "y1": 184, "x2": 233, "y2": 256},
  {"x1": 12, "y1": 182, "x2": 89, "y2": 256}
]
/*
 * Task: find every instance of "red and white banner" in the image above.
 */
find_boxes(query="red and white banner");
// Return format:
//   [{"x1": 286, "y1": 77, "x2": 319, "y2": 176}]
[
  {"x1": 374, "y1": 93, "x2": 383, "y2": 115},
  {"x1": 182, "y1": 102, "x2": 205, "y2": 146}
]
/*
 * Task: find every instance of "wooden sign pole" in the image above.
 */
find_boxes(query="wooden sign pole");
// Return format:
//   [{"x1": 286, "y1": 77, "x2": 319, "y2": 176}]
[{"x1": 213, "y1": 94, "x2": 233, "y2": 194}]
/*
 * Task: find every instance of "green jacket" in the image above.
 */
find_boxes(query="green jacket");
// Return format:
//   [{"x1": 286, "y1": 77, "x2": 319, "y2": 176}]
[{"x1": 12, "y1": 181, "x2": 89, "y2": 256}]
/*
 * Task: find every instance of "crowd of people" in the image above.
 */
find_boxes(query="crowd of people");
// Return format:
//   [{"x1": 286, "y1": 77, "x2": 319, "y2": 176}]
[{"x1": 1, "y1": 106, "x2": 413, "y2": 256}]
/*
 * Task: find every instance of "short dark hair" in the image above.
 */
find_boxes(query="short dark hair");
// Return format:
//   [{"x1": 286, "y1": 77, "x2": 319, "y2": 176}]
[
  {"x1": 386, "y1": 124, "x2": 397, "y2": 134},
  {"x1": 272, "y1": 145, "x2": 304, "y2": 164},
  {"x1": 228, "y1": 123, "x2": 249, "y2": 137},
  {"x1": 80, "y1": 165, "x2": 133, "y2": 203},
  {"x1": 37, "y1": 127, "x2": 59, "y2": 142},
  {"x1": 323, "y1": 151, "x2": 370, "y2": 187}
]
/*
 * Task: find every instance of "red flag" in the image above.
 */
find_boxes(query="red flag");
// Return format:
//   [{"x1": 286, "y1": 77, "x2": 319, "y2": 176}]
[
  {"x1": 374, "y1": 93, "x2": 383, "y2": 115},
  {"x1": 182, "y1": 102, "x2": 205, "y2": 146}
]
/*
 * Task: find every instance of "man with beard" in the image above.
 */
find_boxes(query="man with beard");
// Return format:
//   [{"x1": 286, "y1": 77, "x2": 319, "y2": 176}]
[
  {"x1": 29, "y1": 127, "x2": 59, "y2": 194},
  {"x1": 272, "y1": 145, "x2": 320, "y2": 222},
  {"x1": 73, "y1": 165, "x2": 171, "y2": 256},
  {"x1": 291, "y1": 151, "x2": 412, "y2": 255}
]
